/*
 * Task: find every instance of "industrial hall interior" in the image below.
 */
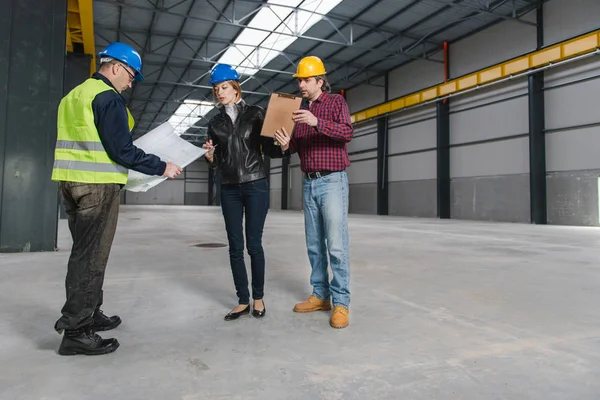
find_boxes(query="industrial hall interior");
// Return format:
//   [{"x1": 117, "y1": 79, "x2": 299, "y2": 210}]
[{"x1": 2, "y1": 0, "x2": 600, "y2": 398}]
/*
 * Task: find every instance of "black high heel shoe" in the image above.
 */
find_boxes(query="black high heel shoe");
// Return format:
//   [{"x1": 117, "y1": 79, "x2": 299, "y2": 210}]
[
  {"x1": 252, "y1": 300, "x2": 266, "y2": 318},
  {"x1": 224, "y1": 305, "x2": 250, "y2": 321}
]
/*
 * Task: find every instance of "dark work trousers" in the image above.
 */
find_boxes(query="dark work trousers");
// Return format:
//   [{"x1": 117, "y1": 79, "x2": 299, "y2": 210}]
[
  {"x1": 54, "y1": 182, "x2": 121, "y2": 332},
  {"x1": 220, "y1": 178, "x2": 270, "y2": 305}
]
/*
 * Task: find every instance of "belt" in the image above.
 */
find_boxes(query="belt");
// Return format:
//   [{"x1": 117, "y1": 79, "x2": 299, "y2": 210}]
[{"x1": 305, "y1": 170, "x2": 335, "y2": 179}]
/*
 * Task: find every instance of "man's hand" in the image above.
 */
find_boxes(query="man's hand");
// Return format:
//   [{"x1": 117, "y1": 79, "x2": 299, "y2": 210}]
[
  {"x1": 163, "y1": 162, "x2": 182, "y2": 178},
  {"x1": 292, "y1": 110, "x2": 318, "y2": 127},
  {"x1": 274, "y1": 127, "x2": 291, "y2": 152},
  {"x1": 202, "y1": 139, "x2": 216, "y2": 163}
]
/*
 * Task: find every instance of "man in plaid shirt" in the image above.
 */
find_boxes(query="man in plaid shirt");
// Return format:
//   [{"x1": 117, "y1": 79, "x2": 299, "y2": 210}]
[{"x1": 276, "y1": 56, "x2": 353, "y2": 329}]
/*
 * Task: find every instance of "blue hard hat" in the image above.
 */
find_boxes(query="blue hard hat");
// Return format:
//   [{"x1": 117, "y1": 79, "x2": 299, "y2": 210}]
[
  {"x1": 210, "y1": 64, "x2": 239, "y2": 85},
  {"x1": 98, "y1": 42, "x2": 144, "y2": 82}
]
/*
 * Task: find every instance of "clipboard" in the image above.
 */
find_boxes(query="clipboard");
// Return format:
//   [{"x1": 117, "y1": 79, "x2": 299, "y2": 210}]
[{"x1": 260, "y1": 92, "x2": 302, "y2": 138}]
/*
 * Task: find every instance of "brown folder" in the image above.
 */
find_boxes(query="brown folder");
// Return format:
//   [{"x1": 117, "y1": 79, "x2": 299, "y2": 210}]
[{"x1": 260, "y1": 92, "x2": 303, "y2": 138}]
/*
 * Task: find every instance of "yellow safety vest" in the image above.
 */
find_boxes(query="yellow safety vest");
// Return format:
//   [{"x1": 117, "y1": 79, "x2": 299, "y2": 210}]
[{"x1": 51, "y1": 78, "x2": 135, "y2": 184}]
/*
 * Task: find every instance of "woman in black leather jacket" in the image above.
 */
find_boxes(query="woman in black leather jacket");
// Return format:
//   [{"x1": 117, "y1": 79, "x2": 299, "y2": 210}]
[{"x1": 203, "y1": 63, "x2": 285, "y2": 321}]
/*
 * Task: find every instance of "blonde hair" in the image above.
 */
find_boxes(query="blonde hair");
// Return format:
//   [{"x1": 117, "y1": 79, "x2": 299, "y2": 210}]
[{"x1": 213, "y1": 80, "x2": 242, "y2": 103}]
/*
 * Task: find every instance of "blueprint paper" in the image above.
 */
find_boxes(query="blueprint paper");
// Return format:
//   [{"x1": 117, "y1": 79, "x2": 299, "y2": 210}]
[{"x1": 123, "y1": 122, "x2": 207, "y2": 192}]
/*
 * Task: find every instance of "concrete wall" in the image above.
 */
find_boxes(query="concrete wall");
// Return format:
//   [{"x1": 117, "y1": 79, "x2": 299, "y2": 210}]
[
  {"x1": 347, "y1": 122, "x2": 377, "y2": 214},
  {"x1": 183, "y1": 160, "x2": 209, "y2": 205},
  {"x1": 448, "y1": 78, "x2": 531, "y2": 223},
  {"x1": 388, "y1": 106, "x2": 438, "y2": 218},
  {"x1": 543, "y1": 0, "x2": 600, "y2": 225},
  {"x1": 339, "y1": 0, "x2": 600, "y2": 226},
  {"x1": 445, "y1": 8, "x2": 536, "y2": 223}
]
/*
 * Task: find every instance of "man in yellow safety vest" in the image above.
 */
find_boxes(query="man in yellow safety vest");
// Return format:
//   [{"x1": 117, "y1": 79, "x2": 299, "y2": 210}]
[{"x1": 51, "y1": 42, "x2": 182, "y2": 356}]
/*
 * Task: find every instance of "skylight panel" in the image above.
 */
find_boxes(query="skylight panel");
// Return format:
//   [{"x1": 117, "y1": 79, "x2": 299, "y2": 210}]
[
  {"x1": 163, "y1": 0, "x2": 344, "y2": 137},
  {"x1": 215, "y1": 0, "x2": 344, "y2": 77},
  {"x1": 167, "y1": 99, "x2": 214, "y2": 136}
]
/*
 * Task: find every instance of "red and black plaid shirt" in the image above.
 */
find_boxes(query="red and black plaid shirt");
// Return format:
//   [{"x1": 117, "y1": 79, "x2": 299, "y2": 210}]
[{"x1": 289, "y1": 92, "x2": 353, "y2": 173}]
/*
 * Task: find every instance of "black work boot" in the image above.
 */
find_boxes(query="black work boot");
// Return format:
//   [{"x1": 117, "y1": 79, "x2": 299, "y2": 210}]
[
  {"x1": 58, "y1": 327, "x2": 119, "y2": 356},
  {"x1": 90, "y1": 309, "x2": 122, "y2": 332}
]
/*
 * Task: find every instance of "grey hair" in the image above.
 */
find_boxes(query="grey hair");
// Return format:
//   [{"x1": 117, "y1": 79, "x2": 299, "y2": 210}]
[{"x1": 314, "y1": 75, "x2": 331, "y2": 93}]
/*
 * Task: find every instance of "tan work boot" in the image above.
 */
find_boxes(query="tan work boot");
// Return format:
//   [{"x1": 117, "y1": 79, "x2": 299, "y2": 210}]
[
  {"x1": 330, "y1": 306, "x2": 349, "y2": 329},
  {"x1": 293, "y1": 295, "x2": 332, "y2": 313}
]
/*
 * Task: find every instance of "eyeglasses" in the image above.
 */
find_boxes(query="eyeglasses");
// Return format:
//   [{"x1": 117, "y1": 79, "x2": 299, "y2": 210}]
[{"x1": 119, "y1": 63, "x2": 135, "y2": 82}]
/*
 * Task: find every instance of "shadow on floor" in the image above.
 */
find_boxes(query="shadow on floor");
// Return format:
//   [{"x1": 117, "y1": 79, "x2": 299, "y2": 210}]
[{"x1": 2, "y1": 298, "x2": 62, "y2": 354}]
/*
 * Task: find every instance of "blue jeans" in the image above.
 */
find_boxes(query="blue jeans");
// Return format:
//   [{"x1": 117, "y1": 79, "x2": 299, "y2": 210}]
[
  {"x1": 302, "y1": 171, "x2": 350, "y2": 308},
  {"x1": 220, "y1": 178, "x2": 270, "y2": 304}
]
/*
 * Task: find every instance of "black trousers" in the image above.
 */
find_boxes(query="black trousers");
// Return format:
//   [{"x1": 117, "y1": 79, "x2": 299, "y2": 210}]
[
  {"x1": 54, "y1": 182, "x2": 121, "y2": 332},
  {"x1": 220, "y1": 178, "x2": 270, "y2": 304}
]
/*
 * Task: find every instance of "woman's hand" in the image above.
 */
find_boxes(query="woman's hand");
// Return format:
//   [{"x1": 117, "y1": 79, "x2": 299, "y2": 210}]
[{"x1": 203, "y1": 139, "x2": 216, "y2": 162}]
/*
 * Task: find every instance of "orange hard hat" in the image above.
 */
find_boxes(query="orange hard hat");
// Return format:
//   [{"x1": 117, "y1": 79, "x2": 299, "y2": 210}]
[{"x1": 293, "y1": 56, "x2": 326, "y2": 78}]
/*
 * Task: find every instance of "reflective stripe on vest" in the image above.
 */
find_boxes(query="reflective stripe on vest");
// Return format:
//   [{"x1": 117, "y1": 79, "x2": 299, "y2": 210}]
[
  {"x1": 51, "y1": 78, "x2": 135, "y2": 184},
  {"x1": 53, "y1": 160, "x2": 128, "y2": 174}
]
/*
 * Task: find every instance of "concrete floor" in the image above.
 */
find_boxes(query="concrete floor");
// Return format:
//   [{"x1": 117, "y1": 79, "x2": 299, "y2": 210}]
[{"x1": 1, "y1": 205, "x2": 600, "y2": 399}]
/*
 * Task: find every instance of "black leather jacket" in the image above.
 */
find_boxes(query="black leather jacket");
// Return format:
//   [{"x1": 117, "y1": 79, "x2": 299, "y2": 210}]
[{"x1": 207, "y1": 99, "x2": 284, "y2": 185}]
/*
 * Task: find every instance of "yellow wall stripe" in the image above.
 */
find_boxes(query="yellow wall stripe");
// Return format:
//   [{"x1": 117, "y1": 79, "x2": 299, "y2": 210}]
[{"x1": 350, "y1": 30, "x2": 600, "y2": 124}]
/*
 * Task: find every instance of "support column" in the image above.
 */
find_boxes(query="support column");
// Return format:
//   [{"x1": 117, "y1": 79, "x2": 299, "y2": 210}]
[
  {"x1": 377, "y1": 73, "x2": 389, "y2": 215},
  {"x1": 0, "y1": 0, "x2": 66, "y2": 252},
  {"x1": 436, "y1": 101, "x2": 451, "y2": 219},
  {"x1": 281, "y1": 158, "x2": 289, "y2": 210},
  {"x1": 436, "y1": 41, "x2": 451, "y2": 219},
  {"x1": 208, "y1": 168, "x2": 214, "y2": 205},
  {"x1": 214, "y1": 173, "x2": 221, "y2": 206},
  {"x1": 529, "y1": 4, "x2": 547, "y2": 224}
]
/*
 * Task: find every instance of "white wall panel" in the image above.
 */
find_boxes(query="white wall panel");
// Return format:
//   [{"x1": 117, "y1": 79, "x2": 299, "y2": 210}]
[
  {"x1": 545, "y1": 75, "x2": 600, "y2": 130},
  {"x1": 289, "y1": 165, "x2": 303, "y2": 210},
  {"x1": 347, "y1": 156, "x2": 377, "y2": 185},
  {"x1": 270, "y1": 171, "x2": 282, "y2": 190},
  {"x1": 450, "y1": 11, "x2": 536, "y2": 78},
  {"x1": 352, "y1": 121, "x2": 377, "y2": 137},
  {"x1": 388, "y1": 118, "x2": 436, "y2": 154},
  {"x1": 388, "y1": 151, "x2": 436, "y2": 182},
  {"x1": 449, "y1": 78, "x2": 528, "y2": 111},
  {"x1": 450, "y1": 95, "x2": 529, "y2": 144},
  {"x1": 185, "y1": 182, "x2": 208, "y2": 192},
  {"x1": 450, "y1": 137, "x2": 529, "y2": 178},
  {"x1": 388, "y1": 105, "x2": 436, "y2": 127},
  {"x1": 544, "y1": 0, "x2": 600, "y2": 46},
  {"x1": 270, "y1": 158, "x2": 282, "y2": 168},
  {"x1": 546, "y1": 127, "x2": 600, "y2": 172},
  {"x1": 544, "y1": 56, "x2": 600, "y2": 89},
  {"x1": 348, "y1": 132, "x2": 376, "y2": 153},
  {"x1": 126, "y1": 180, "x2": 185, "y2": 205},
  {"x1": 289, "y1": 152, "x2": 300, "y2": 166},
  {"x1": 346, "y1": 80, "x2": 385, "y2": 113},
  {"x1": 388, "y1": 59, "x2": 444, "y2": 99}
]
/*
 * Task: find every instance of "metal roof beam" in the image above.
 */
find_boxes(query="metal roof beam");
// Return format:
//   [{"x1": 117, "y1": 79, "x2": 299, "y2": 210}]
[
  {"x1": 135, "y1": 0, "x2": 201, "y2": 125},
  {"x1": 425, "y1": 0, "x2": 537, "y2": 26},
  {"x1": 258, "y1": 0, "x2": 442, "y2": 104},
  {"x1": 94, "y1": 24, "x2": 384, "y2": 74},
  {"x1": 124, "y1": 0, "x2": 160, "y2": 112},
  {"x1": 136, "y1": 80, "x2": 271, "y2": 97},
  {"x1": 142, "y1": 0, "x2": 235, "y2": 135},
  {"x1": 138, "y1": 60, "x2": 295, "y2": 84},
  {"x1": 95, "y1": 0, "x2": 440, "y2": 51},
  {"x1": 331, "y1": 0, "x2": 488, "y2": 85},
  {"x1": 335, "y1": 0, "x2": 540, "y2": 91}
]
